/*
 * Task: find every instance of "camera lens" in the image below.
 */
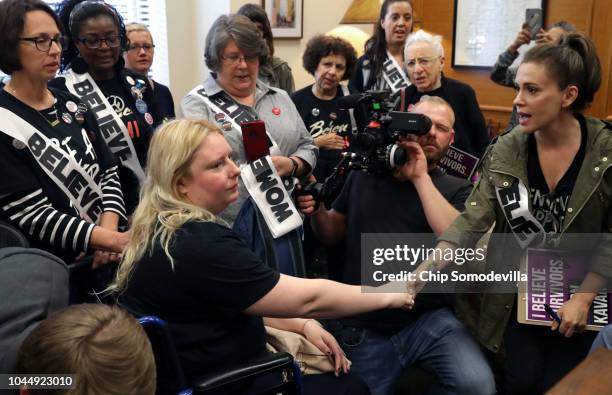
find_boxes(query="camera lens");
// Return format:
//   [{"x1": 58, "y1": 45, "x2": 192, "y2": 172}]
[{"x1": 387, "y1": 144, "x2": 407, "y2": 168}]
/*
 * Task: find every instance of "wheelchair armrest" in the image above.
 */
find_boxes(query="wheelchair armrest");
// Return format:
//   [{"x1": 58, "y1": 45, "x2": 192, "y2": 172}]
[{"x1": 193, "y1": 352, "x2": 294, "y2": 392}]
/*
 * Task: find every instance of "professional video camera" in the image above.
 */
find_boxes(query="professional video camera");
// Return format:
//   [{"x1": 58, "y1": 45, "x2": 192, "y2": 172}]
[
  {"x1": 297, "y1": 90, "x2": 434, "y2": 207},
  {"x1": 338, "y1": 90, "x2": 433, "y2": 173}
]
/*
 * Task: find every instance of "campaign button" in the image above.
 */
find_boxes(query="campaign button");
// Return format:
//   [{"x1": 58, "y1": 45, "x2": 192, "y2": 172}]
[
  {"x1": 75, "y1": 112, "x2": 85, "y2": 124},
  {"x1": 135, "y1": 99, "x2": 148, "y2": 114},
  {"x1": 126, "y1": 76, "x2": 135, "y2": 85},
  {"x1": 145, "y1": 112, "x2": 154, "y2": 125},
  {"x1": 272, "y1": 107, "x2": 281, "y2": 116},
  {"x1": 12, "y1": 139, "x2": 26, "y2": 150},
  {"x1": 62, "y1": 113, "x2": 73, "y2": 124},
  {"x1": 65, "y1": 101, "x2": 78, "y2": 113}
]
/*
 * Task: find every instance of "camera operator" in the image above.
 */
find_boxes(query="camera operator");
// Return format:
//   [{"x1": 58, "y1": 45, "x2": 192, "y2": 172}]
[{"x1": 298, "y1": 95, "x2": 494, "y2": 395}]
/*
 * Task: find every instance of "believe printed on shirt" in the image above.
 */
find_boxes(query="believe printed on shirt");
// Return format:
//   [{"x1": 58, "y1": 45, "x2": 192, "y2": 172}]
[
  {"x1": 291, "y1": 86, "x2": 352, "y2": 138},
  {"x1": 291, "y1": 85, "x2": 352, "y2": 181},
  {"x1": 304, "y1": 107, "x2": 350, "y2": 139}
]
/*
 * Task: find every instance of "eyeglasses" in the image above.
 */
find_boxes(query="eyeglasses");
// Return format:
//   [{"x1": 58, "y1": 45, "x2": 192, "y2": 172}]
[
  {"x1": 76, "y1": 35, "x2": 122, "y2": 49},
  {"x1": 128, "y1": 43, "x2": 155, "y2": 52},
  {"x1": 221, "y1": 53, "x2": 258, "y2": 66},
  {"x1": 19, "y1": 35, "x2": 68, "y2": 52},
  {"x1": 406, "y1": 56, "x2": 440, "y2": 68}
]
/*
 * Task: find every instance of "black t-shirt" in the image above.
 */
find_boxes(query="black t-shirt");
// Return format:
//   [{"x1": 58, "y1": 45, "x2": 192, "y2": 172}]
[
  {"x1": 291, "y1": 84, "x2": 354, "y2": 182},
  {"x1": 400, "y1": 77, "x2": 490, "y2": 158},
  {"x1": 332, "y1": 169, "x2": 472, "y2": 332},
  {"x1": 0, "y1": 88, "x2": 118, "y2": 261},
  {"x1": 527, "y1": 117, "x2": 587, "y2": 233},
  {"x1": 153, "y1": 80, "x2": 175, "y2": 122},
  {"x1": 118, "y1": 221, "x2": 280, "y2": 385}
]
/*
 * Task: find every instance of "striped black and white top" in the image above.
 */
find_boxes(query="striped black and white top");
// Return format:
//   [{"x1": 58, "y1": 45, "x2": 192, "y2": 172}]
[{"x1": 0, "y1": 88, "x2": 128, "y2": 262}]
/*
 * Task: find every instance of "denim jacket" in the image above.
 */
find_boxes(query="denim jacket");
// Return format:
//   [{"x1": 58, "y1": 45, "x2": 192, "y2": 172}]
[{"x1": 439, "y1": 115, "x2": 612, "y2": 352}]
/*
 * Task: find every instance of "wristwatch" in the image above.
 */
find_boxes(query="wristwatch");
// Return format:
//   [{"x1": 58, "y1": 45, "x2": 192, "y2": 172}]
[{"x1": 289, "y1": 157, "x2": 299, "y2": 177}]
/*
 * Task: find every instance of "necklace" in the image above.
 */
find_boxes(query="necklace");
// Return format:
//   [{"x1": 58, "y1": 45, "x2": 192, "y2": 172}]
[
  {"x1": 41, "y1": 103, "x2": 60, "y2": 127},
  {"x1": 5, "y1": 83, "x2": 60, "y2": 127}
]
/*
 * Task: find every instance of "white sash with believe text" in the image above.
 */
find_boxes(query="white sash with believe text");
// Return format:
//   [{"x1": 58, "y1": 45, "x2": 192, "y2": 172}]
[
  {"x1": 0, "y1": 107, "x2": 103, "y2": 223},
  {"x1": 381, "y1": 50, "x2": 410, "y2": 95},
  {"x1": 63, "y1": 69, "x2": 145, "y2": 183},
  {"x1": 187, "y1": 84, "x2": 281, "y2": 156},
  {"x1": 495, "y1": 180, "x2": 550, "y2": 249}
]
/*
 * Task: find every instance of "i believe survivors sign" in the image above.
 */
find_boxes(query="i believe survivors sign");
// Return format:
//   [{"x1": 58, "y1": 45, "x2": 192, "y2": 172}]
[{"x1": 521, "y1": 248, "x2": 610, "y2": 331}]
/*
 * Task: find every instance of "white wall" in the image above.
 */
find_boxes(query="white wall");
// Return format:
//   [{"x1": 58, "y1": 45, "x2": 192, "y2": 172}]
[
  {"x1": 165, "y1": 0, "x2": 375, "y2": 113},
  {"x1": 165, "y1": 0, "x2": 230, "y2": 110}
]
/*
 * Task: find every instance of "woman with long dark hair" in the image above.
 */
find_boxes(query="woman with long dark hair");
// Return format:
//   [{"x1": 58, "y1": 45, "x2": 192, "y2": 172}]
[
  {"x1": 349, "y1": 0, "x2": 413, "y2": 105},
  {"x1": 411, "y1": 32, "x2": 610, "y2": 394}
]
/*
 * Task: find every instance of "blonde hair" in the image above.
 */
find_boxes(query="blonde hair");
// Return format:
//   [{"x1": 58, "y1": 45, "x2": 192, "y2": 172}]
[
  {"x1": 16, "y1": 304, "x2": 155, "y2": 395},
  {"x1": 125, "y1": 22, "x2": 152, "y2": 41},
  {"x1": 109, "y1": 119, "x2": 225, "y2": 293}
]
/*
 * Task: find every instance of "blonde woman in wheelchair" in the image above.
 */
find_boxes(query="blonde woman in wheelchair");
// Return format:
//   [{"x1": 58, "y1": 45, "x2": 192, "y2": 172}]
[{"x1": 109, "y1": 119, "x2": 414, "y2": 394}]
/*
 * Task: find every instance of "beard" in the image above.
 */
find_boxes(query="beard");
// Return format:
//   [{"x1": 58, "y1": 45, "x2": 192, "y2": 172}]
[{"x1": 424, "y1": 145, "x2": 449, "y2": 166}]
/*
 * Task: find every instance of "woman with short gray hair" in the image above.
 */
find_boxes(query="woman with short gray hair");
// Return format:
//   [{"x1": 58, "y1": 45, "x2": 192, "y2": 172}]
[{"x1": 181, "y1": 14, "x2": 317, "y2": 224}]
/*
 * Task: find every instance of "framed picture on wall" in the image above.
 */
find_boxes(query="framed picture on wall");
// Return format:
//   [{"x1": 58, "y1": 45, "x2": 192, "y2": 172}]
[
  {"x1": 452, "y1": 0, "x2": 545, "y2": 68},
  {"x1": 262, "y1": 0, "x2": 303, "y2": 38}
]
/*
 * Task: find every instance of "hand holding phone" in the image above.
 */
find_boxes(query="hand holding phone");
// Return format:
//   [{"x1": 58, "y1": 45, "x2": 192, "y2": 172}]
[{"x1": 525, "y1": 8, "x2": 543, "y2": 40}]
